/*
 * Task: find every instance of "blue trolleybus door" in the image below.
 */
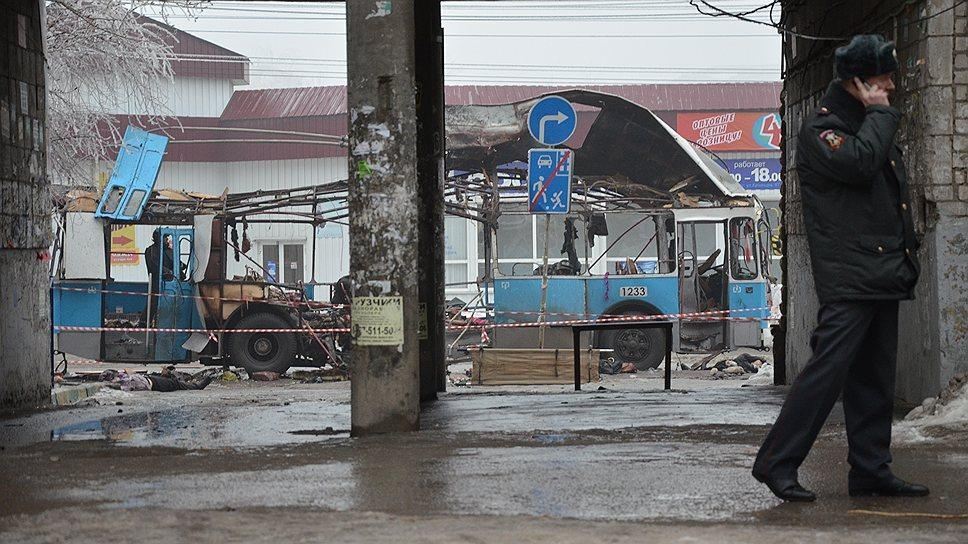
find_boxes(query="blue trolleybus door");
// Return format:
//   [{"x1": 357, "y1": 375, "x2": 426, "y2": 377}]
[
  {"x1": 727, "y1": 216, "x2": 767, "y2": 347},
  {"x1": 153, "y1": 228, "x2": 195, "y2": 361}
]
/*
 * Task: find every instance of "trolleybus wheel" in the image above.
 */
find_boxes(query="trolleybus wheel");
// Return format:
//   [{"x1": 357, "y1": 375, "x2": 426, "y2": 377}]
[
  {"x1": 598, "y1": 311, "x2": 666, "y2": 370},
  {"x1": 227, "y1": 311, "x2": 297, "y2": 375}
]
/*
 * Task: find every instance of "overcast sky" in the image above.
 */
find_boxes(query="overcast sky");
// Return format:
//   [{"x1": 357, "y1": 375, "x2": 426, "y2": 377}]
[{"x1": 143, "y1": 0, "x2": 783, "y2": 89}]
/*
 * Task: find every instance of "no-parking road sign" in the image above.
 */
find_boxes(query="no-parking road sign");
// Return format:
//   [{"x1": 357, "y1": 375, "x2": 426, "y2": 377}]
[{"x1": 528, "y1": 148, "x2": 573, "y2": 214}]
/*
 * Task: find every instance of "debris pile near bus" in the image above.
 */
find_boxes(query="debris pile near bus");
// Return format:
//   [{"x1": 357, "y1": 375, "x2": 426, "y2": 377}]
[{"x1": 694, "y1": 352, "x2": 768, "y2": 379}]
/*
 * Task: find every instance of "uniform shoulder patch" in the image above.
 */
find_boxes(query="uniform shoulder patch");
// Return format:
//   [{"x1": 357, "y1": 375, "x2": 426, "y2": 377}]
[
  {"x1": 818, "y1": 106, "x2": 830, "y2": 115},
  {"x1": 819, "y1": 129, "x2": 844, "y2": 151}
]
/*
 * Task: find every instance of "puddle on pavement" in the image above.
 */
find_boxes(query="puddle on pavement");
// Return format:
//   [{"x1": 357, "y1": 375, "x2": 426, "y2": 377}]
[
  {"x1": 47, "y1": 403, "x2": 350, "y2": 448},
  {"x1": 531, "y1": 432, "x2": 576, "y2": 444},
  {"x1": 289, "y1": 428, "x2": 349, "y2": 436}
]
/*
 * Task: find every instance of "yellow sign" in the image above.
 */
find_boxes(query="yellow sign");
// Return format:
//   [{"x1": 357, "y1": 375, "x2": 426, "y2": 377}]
[
  {"x1": 110, "y1": 224, "x2": 140, "y2": 265},
  {"x1": 352, "y1": 296, "x2": 404, "y2": 346}
]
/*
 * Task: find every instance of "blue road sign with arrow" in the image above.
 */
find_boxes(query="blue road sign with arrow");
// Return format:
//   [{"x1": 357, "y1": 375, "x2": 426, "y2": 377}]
[
  {"x1": 528, "y1": 148, "x2": 573, "y2": 214},
  {"x1": 528, "y1": 96, "x2": 577, "y2": 146}
]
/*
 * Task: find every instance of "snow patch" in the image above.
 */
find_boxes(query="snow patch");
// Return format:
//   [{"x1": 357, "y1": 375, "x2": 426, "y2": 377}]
[{"x1": 894, "y1": 373, "x2": 968, "y2": 444}]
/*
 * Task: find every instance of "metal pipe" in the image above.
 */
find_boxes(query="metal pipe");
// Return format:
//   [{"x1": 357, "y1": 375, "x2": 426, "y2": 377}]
[
  {"x1": 167, "y1": 139, "x2": 347, "y2": 146},
  {"x1": 538, "y1": 215, "x2": 551, "y2": 349},
  {"x1": 150, "y1": 125, "x2": 345, "y2": 141}
]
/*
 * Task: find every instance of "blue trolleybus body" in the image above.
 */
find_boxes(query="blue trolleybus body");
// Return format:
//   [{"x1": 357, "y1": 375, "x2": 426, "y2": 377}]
[{"x1": 488, "y1": 204, "x2": 774, "y2": 369}]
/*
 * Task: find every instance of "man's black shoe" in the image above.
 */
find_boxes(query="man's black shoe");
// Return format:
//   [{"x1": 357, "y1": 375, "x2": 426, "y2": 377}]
[
  {"x1": 849, "y1": 477, "x2": 929, "y2": 497},
  {"x1": 753, "y1": 471, "x2": 817, "y2": 502}
]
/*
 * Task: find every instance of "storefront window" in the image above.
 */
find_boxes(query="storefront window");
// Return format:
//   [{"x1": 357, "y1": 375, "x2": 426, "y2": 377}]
[{"x1": 445, "y1": 216, "x2": 469, "y2": 286}]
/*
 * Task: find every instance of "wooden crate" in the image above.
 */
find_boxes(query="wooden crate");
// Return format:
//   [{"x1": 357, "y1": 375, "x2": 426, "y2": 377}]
[{"x1": 470, "y1": 348, "x2": 599, "y2": 385}]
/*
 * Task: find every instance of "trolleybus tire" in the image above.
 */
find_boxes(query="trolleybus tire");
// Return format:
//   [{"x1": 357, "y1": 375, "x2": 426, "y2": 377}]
[
  {"x1": 226, "y1": 311, "x2": 298, "y2": 375},
  {"x1": 598, "y1": 311, "x2": 667, "y2": 371}
]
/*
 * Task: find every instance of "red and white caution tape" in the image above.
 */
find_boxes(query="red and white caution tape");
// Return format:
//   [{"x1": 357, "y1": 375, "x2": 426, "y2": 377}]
[{"x1": 56, "y1": 307, "x2": 772, "y2": 334}]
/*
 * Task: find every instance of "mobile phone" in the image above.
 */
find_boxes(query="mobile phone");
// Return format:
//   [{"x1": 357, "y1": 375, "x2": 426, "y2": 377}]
[{"x1": 859, "y1": 79, "x2": 872, "y2": 90}]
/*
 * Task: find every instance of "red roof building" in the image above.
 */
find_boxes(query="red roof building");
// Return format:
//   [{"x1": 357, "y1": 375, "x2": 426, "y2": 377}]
[{"x1": 152, "y1": 83, "x2": 782, "y2": 163}]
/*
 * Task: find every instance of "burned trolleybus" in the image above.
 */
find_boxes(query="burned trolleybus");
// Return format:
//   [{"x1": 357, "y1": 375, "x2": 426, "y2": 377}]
[
  {"x1": 446, "y1": 90, "x2": 776, "y2": 369},
  {"x1": 51, "y1": 128, "x2": 349, "y2": 374}
]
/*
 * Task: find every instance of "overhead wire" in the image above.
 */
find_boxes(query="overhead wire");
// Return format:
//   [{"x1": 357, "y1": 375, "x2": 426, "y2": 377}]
[
  {"x1": 136, "y1": 1, "x2": 783, "y2": 84},
  {"x1": 165, "y1": 29, "x2": 781, "y2": 38},
  {"x1": 692, "y1": 0, "x2": 968, "y2": 41},
  {"x1": 168, "y1": 55, "x2": 777, "y2": 73}
]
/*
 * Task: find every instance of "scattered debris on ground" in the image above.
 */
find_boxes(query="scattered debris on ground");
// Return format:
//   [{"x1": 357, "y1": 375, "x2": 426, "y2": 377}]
[
  {"x1": 289, "y1": 367, "x2": 347, "y2": 383},
  {"x1": 599, "y1": 358, "x2": 645, "y2": 374},
  {"x1": 95, "y1": 368, "x2": 216, "y2": 392},
  {"x1": 600, "y1": 357, "x2": 621, "y2": 375},
  {"x1": 895, "y1": 373, "x2": 968, "y2": 443},
  {"x1": 683, "y1": 350, "x2": 724, "y2": 371},
  {"x1": 73, "y1": 387, "x2": 134, "y2": 407},
  {"x1": 250, "y1": 371, "x2": 281, "y2": 382},
  {"x1": 219, "y1": 369, "x2": 245, "y2": 382},
  {"x1": 447, "y1": 363, "x2": 472, "y2": 386},
  {"x1": 701, "y1": 352, "x2": 768, "y2": 379},
  {"x1": 743, "y1": 363, "x2": 774, "y2": 386}
]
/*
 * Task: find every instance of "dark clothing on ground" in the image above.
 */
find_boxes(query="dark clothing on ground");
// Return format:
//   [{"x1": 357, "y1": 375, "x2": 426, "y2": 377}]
[
  {"x1": 796, "y1": 82, "x2": 919, "y2": 304},
  {"x1": 756, "y1": 82, "x2": 920, "y2": 489},
  {"x1": 754, "y1": 301, "x2": 898, "y2": 486},
  {"x1": 147, "y1": 374, "x2": 213, "y2": 392}
]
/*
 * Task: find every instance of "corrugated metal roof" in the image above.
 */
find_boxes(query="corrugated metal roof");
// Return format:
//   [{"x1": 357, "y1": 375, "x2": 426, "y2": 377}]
[
  {"x1": 446, "y1": 83, "x2": 782, "y2": 110},
  {"x1": 139, "y1": 15, "x2": 249, "y2": 84},
  {"x1": 222, "y1": 86, "x2": 348, "y2": 120},
  {"x1": 221, "y1": 82, "x2": 781, "y2": 120}
]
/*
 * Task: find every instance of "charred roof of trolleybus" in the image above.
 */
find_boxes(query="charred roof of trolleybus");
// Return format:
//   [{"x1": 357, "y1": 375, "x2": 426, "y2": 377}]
[{"x1": 445, "y1": 89, "x2": 751, "y2": 201}]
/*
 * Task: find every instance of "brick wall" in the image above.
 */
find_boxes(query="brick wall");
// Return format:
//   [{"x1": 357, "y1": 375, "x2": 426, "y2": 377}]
[
  {"x1": 1, "y1": 0, "x2": 49, "y2": 249},
  {"x1": 1, "y1": 0, "x2": 51, "y2": 410}
]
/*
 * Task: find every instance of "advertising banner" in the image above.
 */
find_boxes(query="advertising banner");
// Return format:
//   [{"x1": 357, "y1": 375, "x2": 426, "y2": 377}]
[
  {"x1": 722, "y1": 158, "x2": 782, "y2": 191},
  {"x1": 110, "y1": 224, "x2": 140, "y2": 265},
  {"x1": 677, "y1": 112, "x2": 782, "y2": 152}
]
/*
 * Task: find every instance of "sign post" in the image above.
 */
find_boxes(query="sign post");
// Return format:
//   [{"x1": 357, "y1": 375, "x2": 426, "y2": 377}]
[{"x1": 526, "y1": 96, "x2": 578, "y2": 347}]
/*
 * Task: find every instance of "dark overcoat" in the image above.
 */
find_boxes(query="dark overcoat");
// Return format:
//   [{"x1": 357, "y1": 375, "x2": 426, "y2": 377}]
[{"x1": 796, "y1": 82, "x2": 920, "y2": 303}]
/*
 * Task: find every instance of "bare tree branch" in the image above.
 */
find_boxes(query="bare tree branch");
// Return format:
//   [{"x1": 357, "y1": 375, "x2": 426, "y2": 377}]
[{"x1": 45, "y1": 0, "x2": 207, "y2": 185}]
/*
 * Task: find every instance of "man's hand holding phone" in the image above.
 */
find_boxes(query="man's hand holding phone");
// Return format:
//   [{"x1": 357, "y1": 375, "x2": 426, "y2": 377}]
[{"x1": 850, "y1": 77, "x2": 891, "y2": 107}]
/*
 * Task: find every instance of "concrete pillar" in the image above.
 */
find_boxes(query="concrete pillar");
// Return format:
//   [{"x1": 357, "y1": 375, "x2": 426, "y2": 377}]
[
  {"x1": 346, "y1": 0, "x2": 421, "y2": 434},
  {"x1": 1, "y1": 0, "x2": 52, "y2": 410},
  {"x1": 413, "y1": 1, "x2": 447, "y2": 400}
]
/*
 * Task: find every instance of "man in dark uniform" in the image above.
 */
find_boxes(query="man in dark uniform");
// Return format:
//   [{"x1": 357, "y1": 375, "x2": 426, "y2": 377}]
[
  {"x1": 144, "y1": 230, "x2": 175, "y2": 326},
  {"x1": 752, "y1": 35, "x2": 928, "y2": 502}
]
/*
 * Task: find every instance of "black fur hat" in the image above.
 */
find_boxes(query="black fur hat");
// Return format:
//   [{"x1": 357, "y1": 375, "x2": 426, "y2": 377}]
[{"x1": 834, "y1": 34, "x2": 898, "y2": 81}]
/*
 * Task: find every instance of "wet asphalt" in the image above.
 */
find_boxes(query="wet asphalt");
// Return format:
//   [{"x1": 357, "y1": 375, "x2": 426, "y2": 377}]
[{"x1": 1, "y1": 377, "x2": 966, "y2": 542}]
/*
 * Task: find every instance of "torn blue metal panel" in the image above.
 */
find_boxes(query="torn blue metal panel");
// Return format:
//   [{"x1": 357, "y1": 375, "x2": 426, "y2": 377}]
[{"x1": 95, "y1": 126, "x2": 169, "y2": 221}]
